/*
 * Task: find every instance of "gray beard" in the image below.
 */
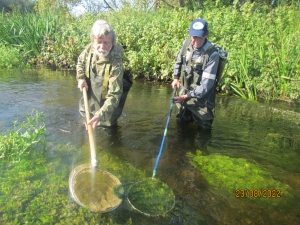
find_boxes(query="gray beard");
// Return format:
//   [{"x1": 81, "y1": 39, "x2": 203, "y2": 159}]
[{"x1": 94, "y1": 45, "x2": 112, "y2": 58}]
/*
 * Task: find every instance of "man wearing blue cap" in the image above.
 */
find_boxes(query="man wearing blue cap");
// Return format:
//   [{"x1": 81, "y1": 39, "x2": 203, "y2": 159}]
[{"x1": 172, "y1": 18, "x2": 220, "y2": 129}]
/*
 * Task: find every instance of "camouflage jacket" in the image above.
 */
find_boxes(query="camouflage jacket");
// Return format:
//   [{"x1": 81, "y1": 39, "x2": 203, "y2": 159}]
[{"x1": 76, "y1": 42, "x2": 124, "y2": 124}]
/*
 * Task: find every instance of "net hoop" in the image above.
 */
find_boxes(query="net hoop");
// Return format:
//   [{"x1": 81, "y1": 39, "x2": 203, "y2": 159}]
[
  {"x1": 69, "y1": 163, "x2": 123, "y2": 213},
  {"x1": 126, "y1": 178, "x2": 175, "y2": 217}
]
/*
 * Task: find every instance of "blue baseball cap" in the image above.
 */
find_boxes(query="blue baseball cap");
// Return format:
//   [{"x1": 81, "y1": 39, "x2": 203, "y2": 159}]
[{"x1": 189, "y1": 18, "x2": 208, "y2": 38}]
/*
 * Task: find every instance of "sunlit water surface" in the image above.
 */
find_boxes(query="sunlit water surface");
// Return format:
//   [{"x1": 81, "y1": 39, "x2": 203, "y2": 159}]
[{"x1": 1, "y1": 68, "x2": 299, "y2": 224}]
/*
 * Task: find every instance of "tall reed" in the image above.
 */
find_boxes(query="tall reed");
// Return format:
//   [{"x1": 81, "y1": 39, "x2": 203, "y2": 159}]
[
  {"x1": 212, "y1": 2, "x2": 300, "y2": 101},
  {"x1": 231, "y1": 43, "x2": 257, "y2": 100},
  {"x1": 0, "y1": 10, "x2": 61, "y2": 55}
]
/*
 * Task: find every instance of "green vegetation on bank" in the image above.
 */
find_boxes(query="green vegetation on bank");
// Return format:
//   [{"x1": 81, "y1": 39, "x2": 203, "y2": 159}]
[
  {"x1": 0, "y1": 42, "x2": 28, "y2": 68},
  {"x1": 0, "y1": 2, "x2": 299, "y2": 102}
]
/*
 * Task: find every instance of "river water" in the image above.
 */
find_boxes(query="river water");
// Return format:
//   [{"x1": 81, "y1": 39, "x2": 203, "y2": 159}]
[{"x1": 0, "y1": 68, "x2": 300, "y2": 224}]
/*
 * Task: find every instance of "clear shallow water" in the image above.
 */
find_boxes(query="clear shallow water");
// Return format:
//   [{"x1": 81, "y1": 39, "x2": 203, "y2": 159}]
[{"x1": 0, "y1": 68, "x2": 300, "y2": 224}]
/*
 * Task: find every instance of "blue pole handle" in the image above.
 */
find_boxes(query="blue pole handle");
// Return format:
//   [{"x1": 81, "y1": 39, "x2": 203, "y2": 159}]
[{"x1": 152, "y1": 86, "x2": 177, "y2": 179}]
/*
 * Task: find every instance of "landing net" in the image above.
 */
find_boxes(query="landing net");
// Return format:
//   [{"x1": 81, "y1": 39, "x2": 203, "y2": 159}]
[
  {"x1": 127, "y1": 178, "x2": 175, "y2": 216},
  {"x1": 69, "y1": 163, "x2": 124, "y2": 213}
]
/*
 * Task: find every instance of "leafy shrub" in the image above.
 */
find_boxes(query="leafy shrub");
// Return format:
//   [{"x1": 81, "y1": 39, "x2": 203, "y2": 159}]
[
  {"x1": 0, "y1": 110, "x2": 48, "y2": 162},
  {"x1": 0, "y1": 43, "x2": 27, "y2": 68}
]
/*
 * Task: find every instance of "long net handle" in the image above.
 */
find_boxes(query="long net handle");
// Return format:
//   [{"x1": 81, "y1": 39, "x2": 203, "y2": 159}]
[
  {"x1": 152, "y1": 86, "x2": 177, "y2": 178},
  {"x1": 83, "y1": 87, "x2": 97, "y2": 167}
]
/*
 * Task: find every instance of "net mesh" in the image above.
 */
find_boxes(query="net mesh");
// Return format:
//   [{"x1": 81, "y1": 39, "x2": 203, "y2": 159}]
[
  {"x1": 127, "y1": 179, "x2": 175, "y2": 216},
  {"x1": 69, "y1": 164, "x2": 124, "y2": 213}
]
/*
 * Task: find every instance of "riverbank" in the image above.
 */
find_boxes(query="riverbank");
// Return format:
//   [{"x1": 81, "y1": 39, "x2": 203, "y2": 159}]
[{"x1": 0, "y1": 3, "x2": 299, "y2": 102}]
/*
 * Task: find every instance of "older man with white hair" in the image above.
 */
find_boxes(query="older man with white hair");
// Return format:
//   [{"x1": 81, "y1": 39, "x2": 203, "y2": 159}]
[{"x1": 76, "y1": 20, "x2": 132, "y2": 128}]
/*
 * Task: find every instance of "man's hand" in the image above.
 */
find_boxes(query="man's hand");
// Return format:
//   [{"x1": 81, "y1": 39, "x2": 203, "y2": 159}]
[
  {"x1": 84, "y1": 115, "x2": 101, "y2": 130},
  {"x1": 78, "y1": 79, "x2": 88, "y2": 92},
  {"x1": 174, "y1": 94, "x2": 188, "y2": 104},
  {"x1": 171, "y1": 79, "x2": 181, "y2": 89}
]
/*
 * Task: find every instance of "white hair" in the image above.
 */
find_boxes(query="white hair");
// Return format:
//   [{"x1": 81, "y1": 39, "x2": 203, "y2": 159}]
[{"x1": 90, "y1": 20, "x2": 116, "y2": 45}]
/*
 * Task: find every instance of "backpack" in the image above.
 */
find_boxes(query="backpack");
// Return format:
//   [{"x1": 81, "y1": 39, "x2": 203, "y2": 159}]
[{"x1": 181, "y1": 38, "x2": 229, "y2": 89}]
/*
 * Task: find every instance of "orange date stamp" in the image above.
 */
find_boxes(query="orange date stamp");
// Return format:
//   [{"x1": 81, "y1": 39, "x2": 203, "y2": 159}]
[{"x1": 236, "y1": 189, "x2": 281, "y2": 198}]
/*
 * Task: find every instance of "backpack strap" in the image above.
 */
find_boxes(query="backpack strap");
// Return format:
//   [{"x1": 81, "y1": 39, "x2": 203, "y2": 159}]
[
  {"x1": 202, "y1": 45, "x2": 218, "y2": 71},
  {"x1": 101, "y1": 60, "x2": 114, "y2": 100},
  {"x1": 204, "y1": 44, "x2": 229, "y2": 89},
  {"x1": 180, "y1": 39, "x2": 192, "y2": 89},
  {"x1": 180, "y1": 38, "x2": 192, "y2": 78},
  {"x1": 85, "y1": 43, "x2": 93, "y2": 78}
]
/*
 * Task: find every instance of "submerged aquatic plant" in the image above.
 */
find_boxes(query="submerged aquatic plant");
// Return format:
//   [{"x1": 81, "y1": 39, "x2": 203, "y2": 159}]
[
  {"x1": 127, "y1": 179, "x2": 175, "y2": 216},
  {"x1": 0, "y1": 142, "x2": 140, "y2": 224},
  {"x1": 0, "y1": 110, "x2": 48, "y2": 162},
  {"x1": 188, "y1": 150, "x2": 294, "y2": 209}
]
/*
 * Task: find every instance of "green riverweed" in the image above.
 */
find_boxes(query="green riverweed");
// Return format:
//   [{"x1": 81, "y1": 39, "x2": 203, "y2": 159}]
[
  {"x1": 127, "y1": 179, "x2": 175, "y2": 216},
  {"x1": 188, "y1": 150, "x2": 297, "y2": 211},
  {"x1": 0, "y1": 111, "x2": 145, "y2": 224}
]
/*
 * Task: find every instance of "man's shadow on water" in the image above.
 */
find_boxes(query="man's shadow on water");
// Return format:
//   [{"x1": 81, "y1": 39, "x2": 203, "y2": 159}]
[
  {"x1": 92, "y1": 123, "x2": 140, "y2": 165},
  {"x1": 174, "y1": 121, "x2": 212, "y2": 155},
  {"x1": 163, "y1": 121, "x2": 213, "y2": 197},
  {"x1": 93, "y1": 124, "x2": 123, "y2": 152}
]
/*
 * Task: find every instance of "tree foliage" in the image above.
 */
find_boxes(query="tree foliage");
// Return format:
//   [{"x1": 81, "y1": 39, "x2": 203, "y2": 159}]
[
  {"x1": 34, "y1": 0, "x2": 81, "y2": 12},
  {"x1": 1, "y1": 0, "x2": 297, "y2": 15},
  {"x1": 0, "y1": 0, "x2": 35, "y2": 13}
]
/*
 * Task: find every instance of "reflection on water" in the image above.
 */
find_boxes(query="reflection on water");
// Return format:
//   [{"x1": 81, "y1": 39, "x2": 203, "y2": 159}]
[{"x1": 0, "y1": 68, "x2": 300, "y2": 224}]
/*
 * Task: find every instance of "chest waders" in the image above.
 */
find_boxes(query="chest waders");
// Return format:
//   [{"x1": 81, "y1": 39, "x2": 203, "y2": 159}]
[
  {"x1": 79, "y1": 51, "x2": 132, "y2": 127},
  {"x1": 177, "y1": 39, "x2": 218, "y2": 129},
  {"x1": 79, "y1": 54, "x2": 111, "y2": 120},
  {"x1": 110, "y1": 72, "x2": 132, "y2": 125}
]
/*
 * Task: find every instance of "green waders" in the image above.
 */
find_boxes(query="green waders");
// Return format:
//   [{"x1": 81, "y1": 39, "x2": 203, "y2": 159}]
[
  {"x1": 79, "y1": 60, "x2": 132, "y2": 127},
  {"x1": 176, "y1": 87, "x2": 215, "y2": 129},
  {"x1": 176, "y1": 39, "x2": 217, "y2": 129}
]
